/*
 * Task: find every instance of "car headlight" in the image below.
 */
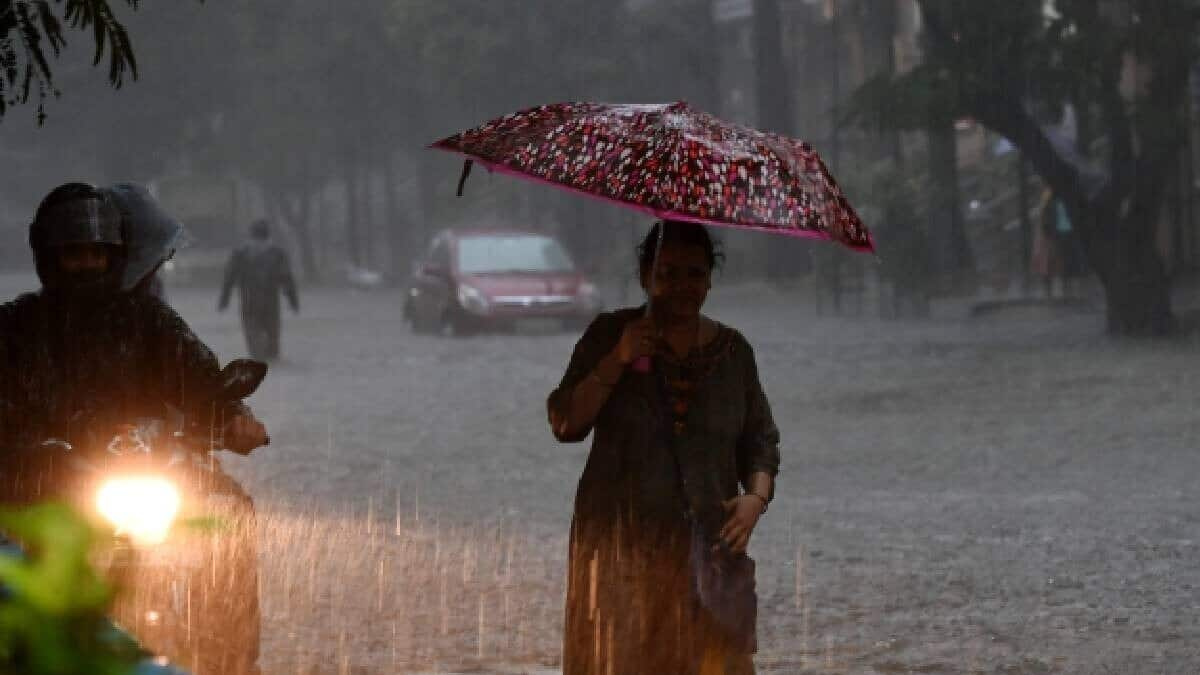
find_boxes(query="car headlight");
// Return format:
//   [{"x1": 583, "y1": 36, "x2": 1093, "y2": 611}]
[
  {"x1": 96, "y1": 476, "x2": 181, "y2": 546},
  {"x1": 456, "y1": 284, "x2": 489, "y2": 312}
]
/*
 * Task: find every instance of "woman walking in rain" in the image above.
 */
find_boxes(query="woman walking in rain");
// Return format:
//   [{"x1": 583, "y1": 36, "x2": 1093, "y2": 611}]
[{"x1": 548, "y1": 220, "x2": 780, "y2": 675}]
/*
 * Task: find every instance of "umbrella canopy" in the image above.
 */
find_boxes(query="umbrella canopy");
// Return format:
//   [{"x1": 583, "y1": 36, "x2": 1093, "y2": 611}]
[{"x1": 432, "y1": 101, "x2": 873, "y2": 252}]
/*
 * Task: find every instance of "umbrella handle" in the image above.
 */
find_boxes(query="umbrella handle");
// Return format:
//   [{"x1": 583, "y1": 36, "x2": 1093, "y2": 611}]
[
  {"x1": 631, "y1": 355, "x2": 652, "y2": 373},
  {"x1": 455, "y1": 159, "x2": 474, "y2": 197}
]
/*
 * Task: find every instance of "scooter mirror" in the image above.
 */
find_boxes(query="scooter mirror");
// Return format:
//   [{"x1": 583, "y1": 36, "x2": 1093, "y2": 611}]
[{"x1": 220, "y1": 359, "x2": 268, "y2": 400}]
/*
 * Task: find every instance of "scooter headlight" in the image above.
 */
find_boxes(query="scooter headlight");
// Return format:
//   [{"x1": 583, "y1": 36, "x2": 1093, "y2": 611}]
[{"x1": 96, "y1": 477, "x2": 181, "y2": 546}]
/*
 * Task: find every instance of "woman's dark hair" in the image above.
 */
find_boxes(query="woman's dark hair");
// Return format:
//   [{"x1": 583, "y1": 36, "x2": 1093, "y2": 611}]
[{"x1": 636, "y1": 220, "x2": 724, "y2": 277}]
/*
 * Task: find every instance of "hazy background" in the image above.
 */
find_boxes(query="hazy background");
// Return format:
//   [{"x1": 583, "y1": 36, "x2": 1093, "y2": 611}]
[{"x1": 3, "y1": 1, "x2": 1200, "y2": 672}]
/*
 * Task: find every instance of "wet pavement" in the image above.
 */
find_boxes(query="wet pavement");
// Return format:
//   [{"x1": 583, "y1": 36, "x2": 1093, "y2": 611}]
[{"x1": 4, "y1": 272, "x2": 1199, "y2": 673}]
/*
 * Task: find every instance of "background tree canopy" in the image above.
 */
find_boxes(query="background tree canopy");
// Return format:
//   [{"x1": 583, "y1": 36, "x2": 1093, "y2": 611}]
[
  {"x1": 3, "y1": 0, "x2": 1199, "y2": 335},
  {"x1": 845, "y1": 0, "x2": 1200, "y2": 334}
]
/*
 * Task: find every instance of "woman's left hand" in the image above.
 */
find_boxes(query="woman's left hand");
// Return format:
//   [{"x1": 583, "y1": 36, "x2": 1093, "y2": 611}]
[{"x1": 718, "y1": 496, "x2": 764, "y2": 554}]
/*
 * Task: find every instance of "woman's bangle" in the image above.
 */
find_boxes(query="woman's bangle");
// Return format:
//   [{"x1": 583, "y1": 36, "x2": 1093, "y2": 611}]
[{"x1": 746, "y1": 492, "x2": 768, "y2": 514}]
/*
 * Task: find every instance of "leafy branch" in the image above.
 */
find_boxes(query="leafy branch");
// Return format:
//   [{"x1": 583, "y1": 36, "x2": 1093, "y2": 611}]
[
  {"x1": 0, "y1": 0, "x2": 140, "y2": 124},
  {"x1": 0, "y1": 502, "x2": 145, "y2": 675}
]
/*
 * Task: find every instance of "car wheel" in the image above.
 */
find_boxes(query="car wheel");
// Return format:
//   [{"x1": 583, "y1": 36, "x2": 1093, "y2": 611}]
[
  {"x1": 409, "y1": 306, "x2": 437, "y2": 335},
  {"x1": 440, "y1": 309, "x2": 475, "y2": 338}
]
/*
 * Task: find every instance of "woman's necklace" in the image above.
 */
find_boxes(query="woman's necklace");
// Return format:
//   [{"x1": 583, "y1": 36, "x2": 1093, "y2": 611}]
[
  {"x1": 661, "y1": 316, "x2": 702, "y2": 438},
  {"x1": 661, "y1": 316, "x2": 701, "y2": 359}
]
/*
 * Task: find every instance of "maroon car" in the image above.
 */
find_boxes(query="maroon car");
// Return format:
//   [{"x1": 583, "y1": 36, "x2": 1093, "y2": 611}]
[{"x1": 403, "y1": 228, "x2": 603, "y2": 335}]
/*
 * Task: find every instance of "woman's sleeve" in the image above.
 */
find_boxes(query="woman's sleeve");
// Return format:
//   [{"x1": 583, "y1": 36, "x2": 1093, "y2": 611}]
[
  {"x1": 546, "y1": 312, "x2": 621, "y2": 443},
  {"x1": 736, "y1": 337, "x2": 781, "y2": 499}
]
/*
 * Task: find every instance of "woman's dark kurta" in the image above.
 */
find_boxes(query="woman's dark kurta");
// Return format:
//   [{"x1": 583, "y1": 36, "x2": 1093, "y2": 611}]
[{"x1": 548, "y1": 307, "x2": 780, "y2": 675}]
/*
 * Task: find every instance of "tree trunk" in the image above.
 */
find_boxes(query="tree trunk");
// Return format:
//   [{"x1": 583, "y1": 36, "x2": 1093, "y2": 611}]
[
  {"x1": 383, "y1": 151, "x2": 410, "y2": 283},
  {"x1": 693, "y1": 3, "x2": 722, "y2": 112},
  {"x1": 926, "y1": 123, "x2": 974, "y2": 286},
  {"x1": 1082, "y1": 208, "x2": 1174, "y2": 335},
  {"x1": 415, "y1": 150, "x2": 442, "y2": 248},
  {"x1": 286, "y1": 199, "x2": 320, "y2": 282},
  {"x1": 290, "y1": 156, "x2": 322, "y2": 281},
  {"x1": 361, "y1": 163, "x2": 375, "y2": 270},
  {"x1": 268, "y1": 182, "x2": 320, "y2": 282},
  {"x1": 345, "y1": 162, "x2": 362, "y2": 269},
  {"x1": 753, "y1": 0, "x2": 812, "y2": 281},
  {"x1": 878, "y1": 0, "x2": 904, "y2": 168}
]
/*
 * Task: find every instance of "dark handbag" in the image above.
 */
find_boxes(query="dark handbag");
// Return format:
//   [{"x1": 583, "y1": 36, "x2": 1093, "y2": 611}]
[
  {"x1": 688, "y1": 520, "x2": 758, "y2": 653},
  {"x1": 656, "y1": 371, "x2": 759, "y2": 652}
]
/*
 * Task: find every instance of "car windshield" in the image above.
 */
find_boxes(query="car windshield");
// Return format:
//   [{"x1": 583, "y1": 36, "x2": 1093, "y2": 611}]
[{"x1": 456, "y1": 235, "x2": 575, "y2": 274}]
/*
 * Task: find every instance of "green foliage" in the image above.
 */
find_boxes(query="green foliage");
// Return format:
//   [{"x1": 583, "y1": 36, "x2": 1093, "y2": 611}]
[
  {"x1": 215, "y1": 0, "x2": 712, "y2": 272},
  {"x1": 843, "y1": 0, "x2": 1200, "y2": 139},
  {"x1": 843, "y1": 0, "x2": 1200, "y2": 333},
  {"x1": 0, "y1": 0, "x2": 142, "y2": 123},
  {"x1": 0, "y1": 502, "x2": 143, "y2": 675},
  {"x1": 840, "y1": 0, "x2": 1045, "y2": 132}
]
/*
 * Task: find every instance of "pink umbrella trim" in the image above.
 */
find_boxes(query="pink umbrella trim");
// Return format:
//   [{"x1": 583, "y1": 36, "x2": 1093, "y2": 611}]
[
  {"x1": 435, "y1": 146, "x2": 874, "y2": 251},
  {"x1": 432, "y1": 101, "x2": 874, "y2": 253}
]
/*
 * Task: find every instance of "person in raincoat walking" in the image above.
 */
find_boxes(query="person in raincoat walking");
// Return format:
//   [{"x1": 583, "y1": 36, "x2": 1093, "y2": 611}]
[{"x1": 219, "y1": 219, "x2": 299, "y2": 361}]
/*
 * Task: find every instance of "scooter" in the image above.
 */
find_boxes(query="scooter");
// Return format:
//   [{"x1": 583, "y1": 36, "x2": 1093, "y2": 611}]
[{"x1": 0, "y1": 359, "x2": 268, "y2": 675}]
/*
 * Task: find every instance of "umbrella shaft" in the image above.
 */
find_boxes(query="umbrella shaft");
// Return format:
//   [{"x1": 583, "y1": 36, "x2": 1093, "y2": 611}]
[
  {"x1": 632, "y1": 224, "x2": 665, "y2": 375},
  {"x1": 646, "y1": 223, "x2": 665, "y2": 319}
]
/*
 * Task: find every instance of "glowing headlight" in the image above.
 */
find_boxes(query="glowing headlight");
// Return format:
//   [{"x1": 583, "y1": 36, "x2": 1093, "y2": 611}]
[
  {"x1": 96, "y1": 477, "x2": 181, "y2": 546},
  {"x1": 456, "y1": 284, "x2": 489, "y2": 312}
]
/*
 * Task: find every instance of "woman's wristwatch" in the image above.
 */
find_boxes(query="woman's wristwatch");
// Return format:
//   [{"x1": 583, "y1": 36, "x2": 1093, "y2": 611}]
[{"x1": 746, "y1": 492, "x2": 769, "y2": 514}]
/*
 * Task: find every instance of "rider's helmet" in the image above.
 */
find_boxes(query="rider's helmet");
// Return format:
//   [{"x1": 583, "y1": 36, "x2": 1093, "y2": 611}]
[
  {"x1": 29, "y1": 182, "x2": 126, "y2": 293},
  {"x1": 29, "y1": 182, "x2": 187, "y2": 296}
]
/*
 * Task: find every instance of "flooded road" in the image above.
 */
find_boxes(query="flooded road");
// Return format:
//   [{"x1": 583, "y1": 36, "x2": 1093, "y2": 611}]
[{"x1": 7, "y1": 273, "x2": 1198, "y2": 673}]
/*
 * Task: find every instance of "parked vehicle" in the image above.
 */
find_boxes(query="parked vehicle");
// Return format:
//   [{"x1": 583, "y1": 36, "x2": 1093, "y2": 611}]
[{"x1": 403, "y1": 228, "x2": 603, "y2": 335}]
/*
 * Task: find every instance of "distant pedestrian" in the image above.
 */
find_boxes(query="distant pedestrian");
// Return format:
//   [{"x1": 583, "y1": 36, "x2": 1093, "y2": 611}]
[
  {"x1": 219, "y1": 219, "x2": 299, "y2": 361},
  {"x1": 1032, "y1": 188, "x2": 1087, "y2": 298}
]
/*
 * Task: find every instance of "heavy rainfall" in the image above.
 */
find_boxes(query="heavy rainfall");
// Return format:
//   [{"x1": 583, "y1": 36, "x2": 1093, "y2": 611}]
[{"x1": 0, "y1": 1, "x2": 1199, "y2": 674}]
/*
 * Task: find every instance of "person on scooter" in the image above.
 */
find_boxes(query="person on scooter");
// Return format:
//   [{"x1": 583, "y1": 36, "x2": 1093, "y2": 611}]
[
  {"x1": 0, "y1": 181, "x2": 268, "y2": 675},
  {"x1": 0, "y1": 182, "x2": 267, "y2": 450}
]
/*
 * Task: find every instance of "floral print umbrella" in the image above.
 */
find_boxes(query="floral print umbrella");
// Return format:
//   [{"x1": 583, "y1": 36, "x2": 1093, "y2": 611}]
[{"x1": 431, "y1": 101, "x2": 873, "y2": 252}]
